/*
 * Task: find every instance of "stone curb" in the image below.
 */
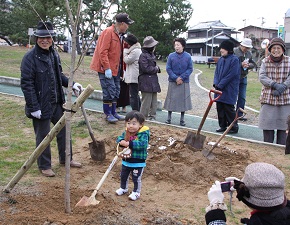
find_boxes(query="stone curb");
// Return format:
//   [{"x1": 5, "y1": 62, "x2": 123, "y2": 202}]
[{"x1": 0, "y1": 76, "x2": 163, "y2": 110}]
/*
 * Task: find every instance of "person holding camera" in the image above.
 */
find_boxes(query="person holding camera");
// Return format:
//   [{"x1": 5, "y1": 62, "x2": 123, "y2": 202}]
[{"x1": 205, "y1": 162, "x2": 290, "y2": 224}]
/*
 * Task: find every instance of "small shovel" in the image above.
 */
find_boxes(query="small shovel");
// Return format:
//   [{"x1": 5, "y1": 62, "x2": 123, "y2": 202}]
[
  {"x1": 202, "y1": 108, "x2": 246, "y2": 160},
  {"x1": 75, "y1": 89, "x2": 106, "y2": 161},
  {"x1": 75, "y1": 144, "x2": 128, "y2": 207},
  {"x1": 184, "y1": 89, "x2": 222, "y2": 149},
  {"x1": 81, "y1": 105, "x2": 106, "y2": 161}
]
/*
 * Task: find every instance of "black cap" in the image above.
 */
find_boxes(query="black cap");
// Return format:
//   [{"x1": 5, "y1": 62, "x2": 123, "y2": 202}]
[
  {"x1": 124, "y1": 34, "x2": 138, "y2": 46},
  {"x1": 34, "y1": 21, "x2": 56, "y2": 37},
  {"x1": 115, "y1": 13, "x2": 134, "y2": 25}
]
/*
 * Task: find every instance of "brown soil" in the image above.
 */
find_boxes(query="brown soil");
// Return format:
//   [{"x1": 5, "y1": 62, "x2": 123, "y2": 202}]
[{"x1": 0, "y1": 97, "x2": 289, "y2": 225}]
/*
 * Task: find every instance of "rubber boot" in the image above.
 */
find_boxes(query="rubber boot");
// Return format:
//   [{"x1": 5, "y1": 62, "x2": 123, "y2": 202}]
[
  {"x1": 103, "y1": 103, "x2": 118, "y2": 123},
  {"x1": 112, "y1": 102, "x2": 125, "y2": 121}
]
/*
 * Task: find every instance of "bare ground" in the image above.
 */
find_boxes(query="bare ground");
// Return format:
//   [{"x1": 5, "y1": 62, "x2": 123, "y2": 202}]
[{"x1": 0, "y1": 96, "x2": 289, "y2": 225}]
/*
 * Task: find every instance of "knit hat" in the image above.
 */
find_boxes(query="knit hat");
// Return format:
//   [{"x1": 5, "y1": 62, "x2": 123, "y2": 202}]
[
  {"x1": 239, "y1": 162, "x2": 286, "y2": 210},
  {"x1": 34, "y1": 21, "x2": 56, "y2": 37},
  {"x1": 219, "y1": 40, "x2": 234, "y2": 53},
  {"x1": 240, "y1": 38, "x2": 253, "y2": 48},
  {"x1": 143, "y1": 36, "x2": 158, "y2": 48},
  {"x1": 268, "y1": 37, "x2": 286, "y2": 52},
  {"x1": 124, "y1": 34, "x2": 138, "y2": 46}
]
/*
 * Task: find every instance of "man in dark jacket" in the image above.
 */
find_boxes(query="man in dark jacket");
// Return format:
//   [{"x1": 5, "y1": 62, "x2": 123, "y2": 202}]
[
  {"x1": 20, "y1": 21, "x2": 83, "y2": 177},
  {"x1": 233, "y1": 38, "x2": 256, "y2": 121}
]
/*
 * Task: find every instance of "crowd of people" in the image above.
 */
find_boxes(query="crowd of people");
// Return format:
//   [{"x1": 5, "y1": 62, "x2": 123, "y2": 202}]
[{"x1": 17, "y1": 11, "x2": 290, "y2": 225}]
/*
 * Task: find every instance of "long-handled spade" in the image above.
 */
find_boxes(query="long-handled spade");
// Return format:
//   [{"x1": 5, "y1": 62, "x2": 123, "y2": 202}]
[
  {"x1": 202, "y1": 108, "x2": 246, "y2": 160},
  {"x1": 184, "y1": 89, "x2": 222, "y2": 149},
  {"x1": 75, "y1": 144, "x2": 128, "y2": 207}
]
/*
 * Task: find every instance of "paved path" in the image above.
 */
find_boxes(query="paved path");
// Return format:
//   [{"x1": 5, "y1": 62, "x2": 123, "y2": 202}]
[{"x1": 0, "y1": 82, "x2": 284, "y2": 147}]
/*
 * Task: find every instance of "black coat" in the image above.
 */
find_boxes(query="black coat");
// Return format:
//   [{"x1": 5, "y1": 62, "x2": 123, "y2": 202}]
[
  {"x1": 138, "y1": 49, "x2": 161, "y2": 93},
  {"x1": 20, "y1": 44, "x2": 69, "y2": 119}
]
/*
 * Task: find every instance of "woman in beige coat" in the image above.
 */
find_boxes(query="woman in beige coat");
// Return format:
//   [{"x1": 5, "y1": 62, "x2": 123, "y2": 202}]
[{"x1": 123, "y1": 34, "x2": 142, "y2": 111}]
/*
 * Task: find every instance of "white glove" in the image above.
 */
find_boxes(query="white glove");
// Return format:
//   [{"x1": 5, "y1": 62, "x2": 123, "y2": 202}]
[
  {"x1": 105, "y1": 69, "x2": 112, "y2": 79},
  {"x1": 208, "y1": 181, "x2": 224, "y2": 205},
  {"x1": 225, "y1": 177, "x2": 240, "y2": 191},
  {"x1": 73, "y1": 82, "x2": 83, "y2": 94},
  {"x1": 31, "y1": 110, "x2": 42, "y2": 119}
]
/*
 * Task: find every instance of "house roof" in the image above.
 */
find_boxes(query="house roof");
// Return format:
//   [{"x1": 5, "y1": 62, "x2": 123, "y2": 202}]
[
  {"x1": 238, "y1": 25, "x2": 278, "y2": 31},
  {"x1": 188, "y1": 20, "x2": 235, "y2": 31},
  {"x1": 286, "y1": 8, "x2": 290, "y2": 17},
  {"x1": 186, "y1": 32, "x2": 238, "y2": 44}
]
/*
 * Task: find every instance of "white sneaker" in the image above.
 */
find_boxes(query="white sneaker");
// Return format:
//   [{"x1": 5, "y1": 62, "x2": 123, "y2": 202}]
[
  {"x1": 115, "y1": 188, "x2": 128, "y2": 196},
  {"x1": 128, "y1": 191, "x2": 140, "y2": 201}
]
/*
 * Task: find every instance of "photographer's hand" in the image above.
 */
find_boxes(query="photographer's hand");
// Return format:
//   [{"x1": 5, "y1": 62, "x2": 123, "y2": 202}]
[
  {"x1": 208, "y1": 181, "x2": 224, "y2": 205},
  {"x1": 206, "y1": 181, "x2": 227, "y2": 213}
]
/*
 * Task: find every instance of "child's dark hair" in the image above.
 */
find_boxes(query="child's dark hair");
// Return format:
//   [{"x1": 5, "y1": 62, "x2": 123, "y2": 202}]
[{"x1": 125, "y1": 110, "x2": 145, "y2": 124}]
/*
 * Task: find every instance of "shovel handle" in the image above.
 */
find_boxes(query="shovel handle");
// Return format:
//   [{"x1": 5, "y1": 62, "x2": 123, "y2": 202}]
[
  {"x1": 74, "y1": 89, "x2": 98, "y2": 144},
  {"x1": 196, "y1": 89, "x2": 222, "y2": 134},
  {"x1": 209, "y1": 89, "x2": 222, "y2": 103},
  {"x1": 90, "y1": 146, "x2": 128, "y2": 198},
  {"x1": 206, "y1": 108, "x2": 246, "y2": 157}
]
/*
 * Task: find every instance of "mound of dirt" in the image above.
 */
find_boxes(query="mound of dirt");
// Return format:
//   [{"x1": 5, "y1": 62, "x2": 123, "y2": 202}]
[{"x1": 0, "y1": 109, "x2": 287, "y2": 225}]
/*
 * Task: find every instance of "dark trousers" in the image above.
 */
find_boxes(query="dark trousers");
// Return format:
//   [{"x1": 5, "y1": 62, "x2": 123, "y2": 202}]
[
  {"x1": 263, "y1": 130, "x2": 286, "y2": 145},
  {"x1": 120, "y1": 165, "x2": 144, "y2": 193},
  {"x1": 216, "y1": 102, "x2": 238, "y2": 131},
  {"x1": 236, "y1": 77, "x2": 247, "y2": 116},
  {"x1": 129, "y1": 83, "x2": 141, "y2": 111},
  {"x1": 32, "y1": 104, "x2": 72, "y2": 170}
]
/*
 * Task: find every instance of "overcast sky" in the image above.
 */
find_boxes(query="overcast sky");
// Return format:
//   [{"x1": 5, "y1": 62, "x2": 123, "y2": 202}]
[{"x1": 188, "y1": 0, "x2": 289, "y2": 30}]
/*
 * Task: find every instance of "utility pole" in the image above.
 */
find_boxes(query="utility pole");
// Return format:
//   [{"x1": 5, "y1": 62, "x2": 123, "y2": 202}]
[{"x1": 243, "y1": 19, "x2": 246, "y2": 27}]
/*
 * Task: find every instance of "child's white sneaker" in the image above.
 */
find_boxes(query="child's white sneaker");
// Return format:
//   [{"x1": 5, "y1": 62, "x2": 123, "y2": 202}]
[
  {"x1": 115, "y1": 188, "x2": 128, "y2": 196},
  {"x1": 128, "y1": 191, "x2": 140, "y2": 201}
]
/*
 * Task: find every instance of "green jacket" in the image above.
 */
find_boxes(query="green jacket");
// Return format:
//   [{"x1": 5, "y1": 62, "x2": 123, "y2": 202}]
[{"x1": 116, "y1": 126, "x2": 150, "y2": 161}]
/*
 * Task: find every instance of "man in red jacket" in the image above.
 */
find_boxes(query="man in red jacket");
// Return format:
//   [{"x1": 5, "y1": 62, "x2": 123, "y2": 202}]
[{"x1": 90, "y1": 13, "x2": 134, "y2": 123}]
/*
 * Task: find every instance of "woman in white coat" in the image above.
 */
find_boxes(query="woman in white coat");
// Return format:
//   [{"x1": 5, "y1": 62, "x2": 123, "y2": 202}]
[{"x1": 123, "y1": 34, "x2": 142, "y2": 111}]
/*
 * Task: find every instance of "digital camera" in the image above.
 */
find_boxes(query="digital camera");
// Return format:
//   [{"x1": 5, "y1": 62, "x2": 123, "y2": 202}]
[{"x1": 221, "y1": 181, "x2": 233, "y2": 192}]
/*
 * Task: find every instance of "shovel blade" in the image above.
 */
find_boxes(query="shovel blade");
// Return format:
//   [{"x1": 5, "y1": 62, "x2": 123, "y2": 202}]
[
  {"x1": 75, "y1": 195, "x2": 100, "y2": 207},
  {"x1": 89, "y1": 140, "x2": 106, "y2": 161},
  {"x1": 201, "y1": 149, "x2": 215, "y2": 160},
  {"x1": 184, "y1": 131, "x2": 206, "y2": 149}
]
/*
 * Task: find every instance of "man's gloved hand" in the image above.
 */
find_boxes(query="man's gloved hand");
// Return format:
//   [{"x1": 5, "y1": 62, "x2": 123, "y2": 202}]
[
  {"x1": 73, "y1": 82, "x2": 84, "y2": 95},
  {"x1": 272, "y1": 82, "x2": 287, "y2": 93},
  {"x1": 105, "y1": 69, "x2": 112, "y2": 79},
  {"x1": 31, "y1": 110, "x2": 42, "y2": 119},
  {"x1": 208, "y1": 181, "x2": 224, "y2": 205}
]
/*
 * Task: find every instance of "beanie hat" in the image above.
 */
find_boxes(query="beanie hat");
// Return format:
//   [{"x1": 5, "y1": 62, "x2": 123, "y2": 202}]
[
  {"x1": 239, "y1": 162, "x2": 286, "y2": 210},
  {"x1": 124, "y1": 34, "x2": 138, "y2": 46},
  {"x1": 268, "y1": 37, "x2": 286, "y2": 52},
  {"x1": 219, "y1": 40, "x2": 234, "y2": 53},
  {"x1": 34, "y1": 21, "x2": 56, "y2": 37}
]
